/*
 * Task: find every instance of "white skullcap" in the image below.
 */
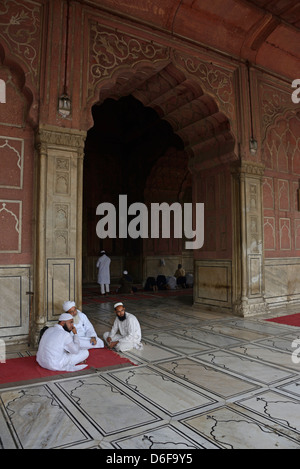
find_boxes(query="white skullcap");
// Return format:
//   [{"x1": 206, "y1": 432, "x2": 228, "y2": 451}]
[
  {"x1": 123, "y1": 270, "x2": 128, "y2": 275},
  {"x1": 62, "y1": 300, "x2": 75, "y2": 312},
  {"x1": 100, "y1": 250, "x2": 105, "y2": 253},
  {"x1": 114, "y1": 302, "x2": 123, "y2": 309},
  {"x1": 59, "y1": 313, "x2": 73, "y2": 322}
]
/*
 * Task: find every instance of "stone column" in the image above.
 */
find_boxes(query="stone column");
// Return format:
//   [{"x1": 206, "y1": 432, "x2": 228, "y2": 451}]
[
  {"x1": 32, "y1": 125, "x2": 86, "y2": 344},
  {"x1": 232, "y1": 161, "x2": 269, "y2": 316}
]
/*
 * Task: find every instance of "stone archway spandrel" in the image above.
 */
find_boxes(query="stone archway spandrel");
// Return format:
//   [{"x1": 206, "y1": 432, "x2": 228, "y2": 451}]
[{"x1": 87, "y1": 22, "x2": 170, "y2": 109}]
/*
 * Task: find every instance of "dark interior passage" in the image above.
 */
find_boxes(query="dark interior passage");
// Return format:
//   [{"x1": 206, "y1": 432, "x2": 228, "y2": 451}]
[{"x1": 82, "y1": 95, "x2": 188, "y2": 282}]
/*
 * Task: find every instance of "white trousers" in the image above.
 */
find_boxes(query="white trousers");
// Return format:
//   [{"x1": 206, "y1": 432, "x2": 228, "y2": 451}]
[
  {"x1": 78, "y1": 336, "x2": 104, "y2": 349},
  {"x1": 63, "y1": 349, "x2": 89, "y2": 371},
  {"x1": 100, "y1": 284, "x2": 110, "y2": 294},
  {"x1": 103, "y1": 331, "x2": 135, "y2": 352}
]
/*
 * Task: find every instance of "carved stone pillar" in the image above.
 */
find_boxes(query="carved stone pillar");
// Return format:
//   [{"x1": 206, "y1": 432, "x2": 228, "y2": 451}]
[
  {"x1": 32, "y1": 125, "x2": 86, "y2": 344},
  {"x1": 232, "y1": 161, "x2": 269, "y2": 316}
]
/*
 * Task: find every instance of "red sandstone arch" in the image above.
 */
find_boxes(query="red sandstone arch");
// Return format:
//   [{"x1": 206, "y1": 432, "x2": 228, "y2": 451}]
[
  {"x1": 0, "y1": 41, "x2": 38, "y2": 128},
  {"x1": 90, "y1": 62, "x2": 237, "y2": 172}
]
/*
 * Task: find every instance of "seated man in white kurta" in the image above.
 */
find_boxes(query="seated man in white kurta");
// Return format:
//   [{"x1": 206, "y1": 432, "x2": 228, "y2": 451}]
[
  {"x1": 36, "y1": 313, "x2": 89, "y2": 372},
  {"x1": 103, "y1": 302, "x2": 143, "y2": 352},
  {"x1": 62, "y1": 301, "x2": 104, "y2": 349}
]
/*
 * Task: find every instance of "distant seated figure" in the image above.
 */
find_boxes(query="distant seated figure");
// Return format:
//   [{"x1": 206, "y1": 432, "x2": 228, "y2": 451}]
[
  {"x1": 166, "y1": 275, "x2": 177, "y2": 290},
  {"x1": 36, "y1": 313, "x2": 89, "y2": 372},
  {"x1": 156, "y1": 274, "x2": 167, "y2": 290},
  {"x1": 186, "y1": 273, "x2": 194, "y2": 288},
  {"x1": 117, "y1": 270, "x2": 136, "y2": 294},
  {"x1": 144, "y1": 276, "x2": 158, "y2": 292},
  {"x1": 174, "y1": 264, "x2": 187, "y2": 288},
  {"x1": 62, "y1": 300, "x2": 104, "y2": 349}
]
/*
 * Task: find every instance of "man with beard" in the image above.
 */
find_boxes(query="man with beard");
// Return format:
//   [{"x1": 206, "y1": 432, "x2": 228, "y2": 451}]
[
  {"x1": 36, "y1": 313, "x2": 89, "y2": 372},
  {"x1": 103, "y1": 302, "x2": 143, "y2": 352},
  {"x1": 62, "y1": 300, "x2": 104, "y2": 349}
]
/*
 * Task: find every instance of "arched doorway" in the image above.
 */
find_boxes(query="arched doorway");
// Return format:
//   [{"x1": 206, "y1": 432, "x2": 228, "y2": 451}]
[
  {"x1": 83, "y1": 94, "x2": 186, "y2": 284},
  {"x1": 83, "y1": 62, "x2": 236, "y2": 295}
]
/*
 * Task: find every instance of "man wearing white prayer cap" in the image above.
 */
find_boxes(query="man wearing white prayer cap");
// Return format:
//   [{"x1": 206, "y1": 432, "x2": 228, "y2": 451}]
[
  {"x1": 117, "y1": 270, "x2": 134, "y2": 294},
  {"x1": 103, "y1": 302, "x2": 143, "y2": 352},
  {"x1": 62, "y1": 300, "x2": 104, "y2": 350},
  {"x1": 36, "y1": 313, "x2": 89, "y2": 372},
  {"x1": 96, "y1": 250, "x2": 111, "y2": 295}
]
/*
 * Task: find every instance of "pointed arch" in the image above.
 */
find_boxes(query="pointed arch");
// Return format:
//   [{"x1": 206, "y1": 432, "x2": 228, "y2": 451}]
[{"x1": 0, "y1": 41, "x2": 38, "y2": 128}]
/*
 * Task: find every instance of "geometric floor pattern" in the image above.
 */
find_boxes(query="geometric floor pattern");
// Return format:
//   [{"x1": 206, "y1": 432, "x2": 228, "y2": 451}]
[{"x1": 1, "y1": 287, "x2": 300, "y2": 449}]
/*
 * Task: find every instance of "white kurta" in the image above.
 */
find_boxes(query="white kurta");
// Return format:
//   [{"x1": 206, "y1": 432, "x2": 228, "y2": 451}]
[
  {"x1": 96, "y1": 254, "x2": 111, "y2": 285},
  {"x1": 36, "y1": 324, "x2": 89, "y2": 372},
  {"x1": 166, "y1": 276, "x2": 177, "y2": 289},
  {"x1": 103, "y1": 312, "x2": 143, "y2": 352},
  {"x1": 73, "y1": 310, "x2": 104, "y2": 349}
]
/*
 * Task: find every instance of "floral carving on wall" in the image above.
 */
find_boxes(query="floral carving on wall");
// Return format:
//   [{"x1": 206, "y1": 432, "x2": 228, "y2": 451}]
[
  {"x1": 88, "y1": 22, "x2": 169, "y2": 102},
  {"x1": 172, "y1": 50, "x2": 236, "y2": 125},
  {"x1": 0, "y1": 0, "x2": 41, "y2": 83}
]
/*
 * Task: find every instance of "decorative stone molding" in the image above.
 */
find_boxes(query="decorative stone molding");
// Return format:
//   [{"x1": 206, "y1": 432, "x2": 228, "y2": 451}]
[
  {"x1": 0, "y1": 0, "x2": 42, "y2": 83},
  {"x1": 238, "y1": 161, "x2": 265, "y2": 177},
  {"x1": 88, "y1": 22, "x2": 169, "y2": 102},
  {"x1": 259, "y1": 80, "x2": 296, "y2": 137},
  {"x1": 35, "y1": 126, "x2": 86, "y2": 152},
  {"x1": 172, "y1": 50, "x2": 236, "y2": 124},
  {"x1": 233, "y1": 297, "x2": 269, "y2": 317}
]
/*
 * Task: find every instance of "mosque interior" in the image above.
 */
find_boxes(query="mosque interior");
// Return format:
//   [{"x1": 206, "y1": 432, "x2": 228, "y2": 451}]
[{"x1": 0, "y1": 0, "x2": 300, "y2": 450}]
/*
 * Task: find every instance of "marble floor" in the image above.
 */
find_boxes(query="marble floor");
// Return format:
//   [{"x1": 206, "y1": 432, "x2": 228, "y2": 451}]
[{"x1": 1, "y1": 287, "x2": 300, "y2": 450}]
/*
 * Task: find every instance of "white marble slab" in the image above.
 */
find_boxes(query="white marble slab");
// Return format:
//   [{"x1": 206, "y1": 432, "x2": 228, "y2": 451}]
[
  {"x1": 143, "y1": 331, "x2": 210, "y2": 355},
  {"x1": 201, "y1": 323, "x2": 268, "y2": 341},
  {"x1": 195, "y1": 350, "x2": 295, "y2": 384},
  {"x1": 229, "y1": 343, "x2": 299, "y2": 371},
  {"x1": 112, "y1": 423, "x2": 217, "y2": 449},
  {"x1": 156, "y1": 357, "x2": 261, "y2": 399},
  {"x1": 277, "y1": 379, "x2": 300, "y2": 399},
  {"x1": 183, "y1": 406, "x2": 300, "y2": 449},
  {"x1": 174, "y1": 326, "x2": 242, "y2": 348},
  {"x1": 107, "y1": 366, "x2": 216, "y2": 416},
  {"x1": 0, "y1": 385, "x2": 91, "y2": 449},
  {"x1": 122, "y1": 341, "x2": 182, "y2": 365},
  {"x1": 56, "y1": 375, "x2": 159, "y2": 436},
  {"x1": 236, "y1": 390, "x2": 300, "y2": 436}
]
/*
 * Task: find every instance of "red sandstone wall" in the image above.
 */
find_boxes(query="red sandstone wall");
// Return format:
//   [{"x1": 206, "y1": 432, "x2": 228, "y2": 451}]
[
  {"x1": 0, "y1": 66, "x2": 34, "y2": 266},
  {"x1": 194, "y1": 164, "x2": 232, "y2": 260},
  {"x1": 263, "y1": 111, "x2": 300, "y2": 257}
]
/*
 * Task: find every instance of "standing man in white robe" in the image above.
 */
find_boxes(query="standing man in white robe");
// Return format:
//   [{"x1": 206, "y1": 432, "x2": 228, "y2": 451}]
[
  {"x1": 96, "y1": 250, "x2": 111, "y2": 295},
  {"x1": 62, "y1": 300, "x2": 104, "y2": 349},
  {"x1": 103, "y1": 302, "x2": 143, "y2": 352},
  {"x1": 36, "y1": 313, "x2": 89, "y2": 372}
]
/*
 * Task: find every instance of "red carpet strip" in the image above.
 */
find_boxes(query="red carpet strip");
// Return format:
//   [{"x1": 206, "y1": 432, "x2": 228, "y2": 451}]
[{"x1": 0, "y1": 347, "x2": 134, "y2": 385}]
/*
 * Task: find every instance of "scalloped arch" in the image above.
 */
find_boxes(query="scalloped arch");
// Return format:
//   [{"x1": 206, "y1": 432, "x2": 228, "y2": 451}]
[
  {"x1": 89, "y1": 61, "x2": 237, "y2": 170},
  {"x1": 0, "y1": 41, "x2": 38, "y2": 128}
]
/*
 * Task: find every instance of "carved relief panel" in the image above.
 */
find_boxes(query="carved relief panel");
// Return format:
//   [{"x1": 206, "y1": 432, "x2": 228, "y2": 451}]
[{"x1": 262, "y1": 111, "x2": 300, "y2": 257}]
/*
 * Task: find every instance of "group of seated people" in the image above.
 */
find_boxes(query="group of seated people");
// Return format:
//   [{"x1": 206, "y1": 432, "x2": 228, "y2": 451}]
[
  {"x1": 36, "y1": 265, "x2": 193, "y2": 374},
  {"x1": 144, "y1": 264, "x2": 193, "y2": 291},
  {"x1": 36, "y1": 300, "x2": 143, "y2": 373},
  {"x1": 116, "y1": 265, "x2": 193, "y2": 294}
]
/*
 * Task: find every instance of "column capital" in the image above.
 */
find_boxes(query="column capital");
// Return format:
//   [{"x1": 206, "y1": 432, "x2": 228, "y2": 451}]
[
  {"x1": 35, "y1": 125, "x2": 86, "y2": 152},
  {"x1": 232, "y1": 160, "x2": 265, "y2": 178}
]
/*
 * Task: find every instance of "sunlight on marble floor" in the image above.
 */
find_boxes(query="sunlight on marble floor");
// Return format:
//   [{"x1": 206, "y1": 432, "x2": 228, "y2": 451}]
[{"x1": 1, "y1": 288, "x2": 300, "y2": 449}]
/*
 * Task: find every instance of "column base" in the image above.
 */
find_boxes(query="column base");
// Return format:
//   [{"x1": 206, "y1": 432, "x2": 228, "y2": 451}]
[{"x1": 233, "y1": 297, "x2": 269, "y2": 317}]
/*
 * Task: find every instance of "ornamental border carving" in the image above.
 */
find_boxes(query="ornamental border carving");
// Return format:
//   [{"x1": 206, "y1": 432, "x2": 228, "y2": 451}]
[
  {"x1": 0, "y1": 0, "x2": 42, "y2": 84},
  {"x1": 35, "y1": 127, "x2": 86, "y2": 151},
  {"x1": 88, "y1": 22, "x2": 169, "y2": 102},
  {"x1": 171, "y1": 50, "x2": 236, "y2": 122}
]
